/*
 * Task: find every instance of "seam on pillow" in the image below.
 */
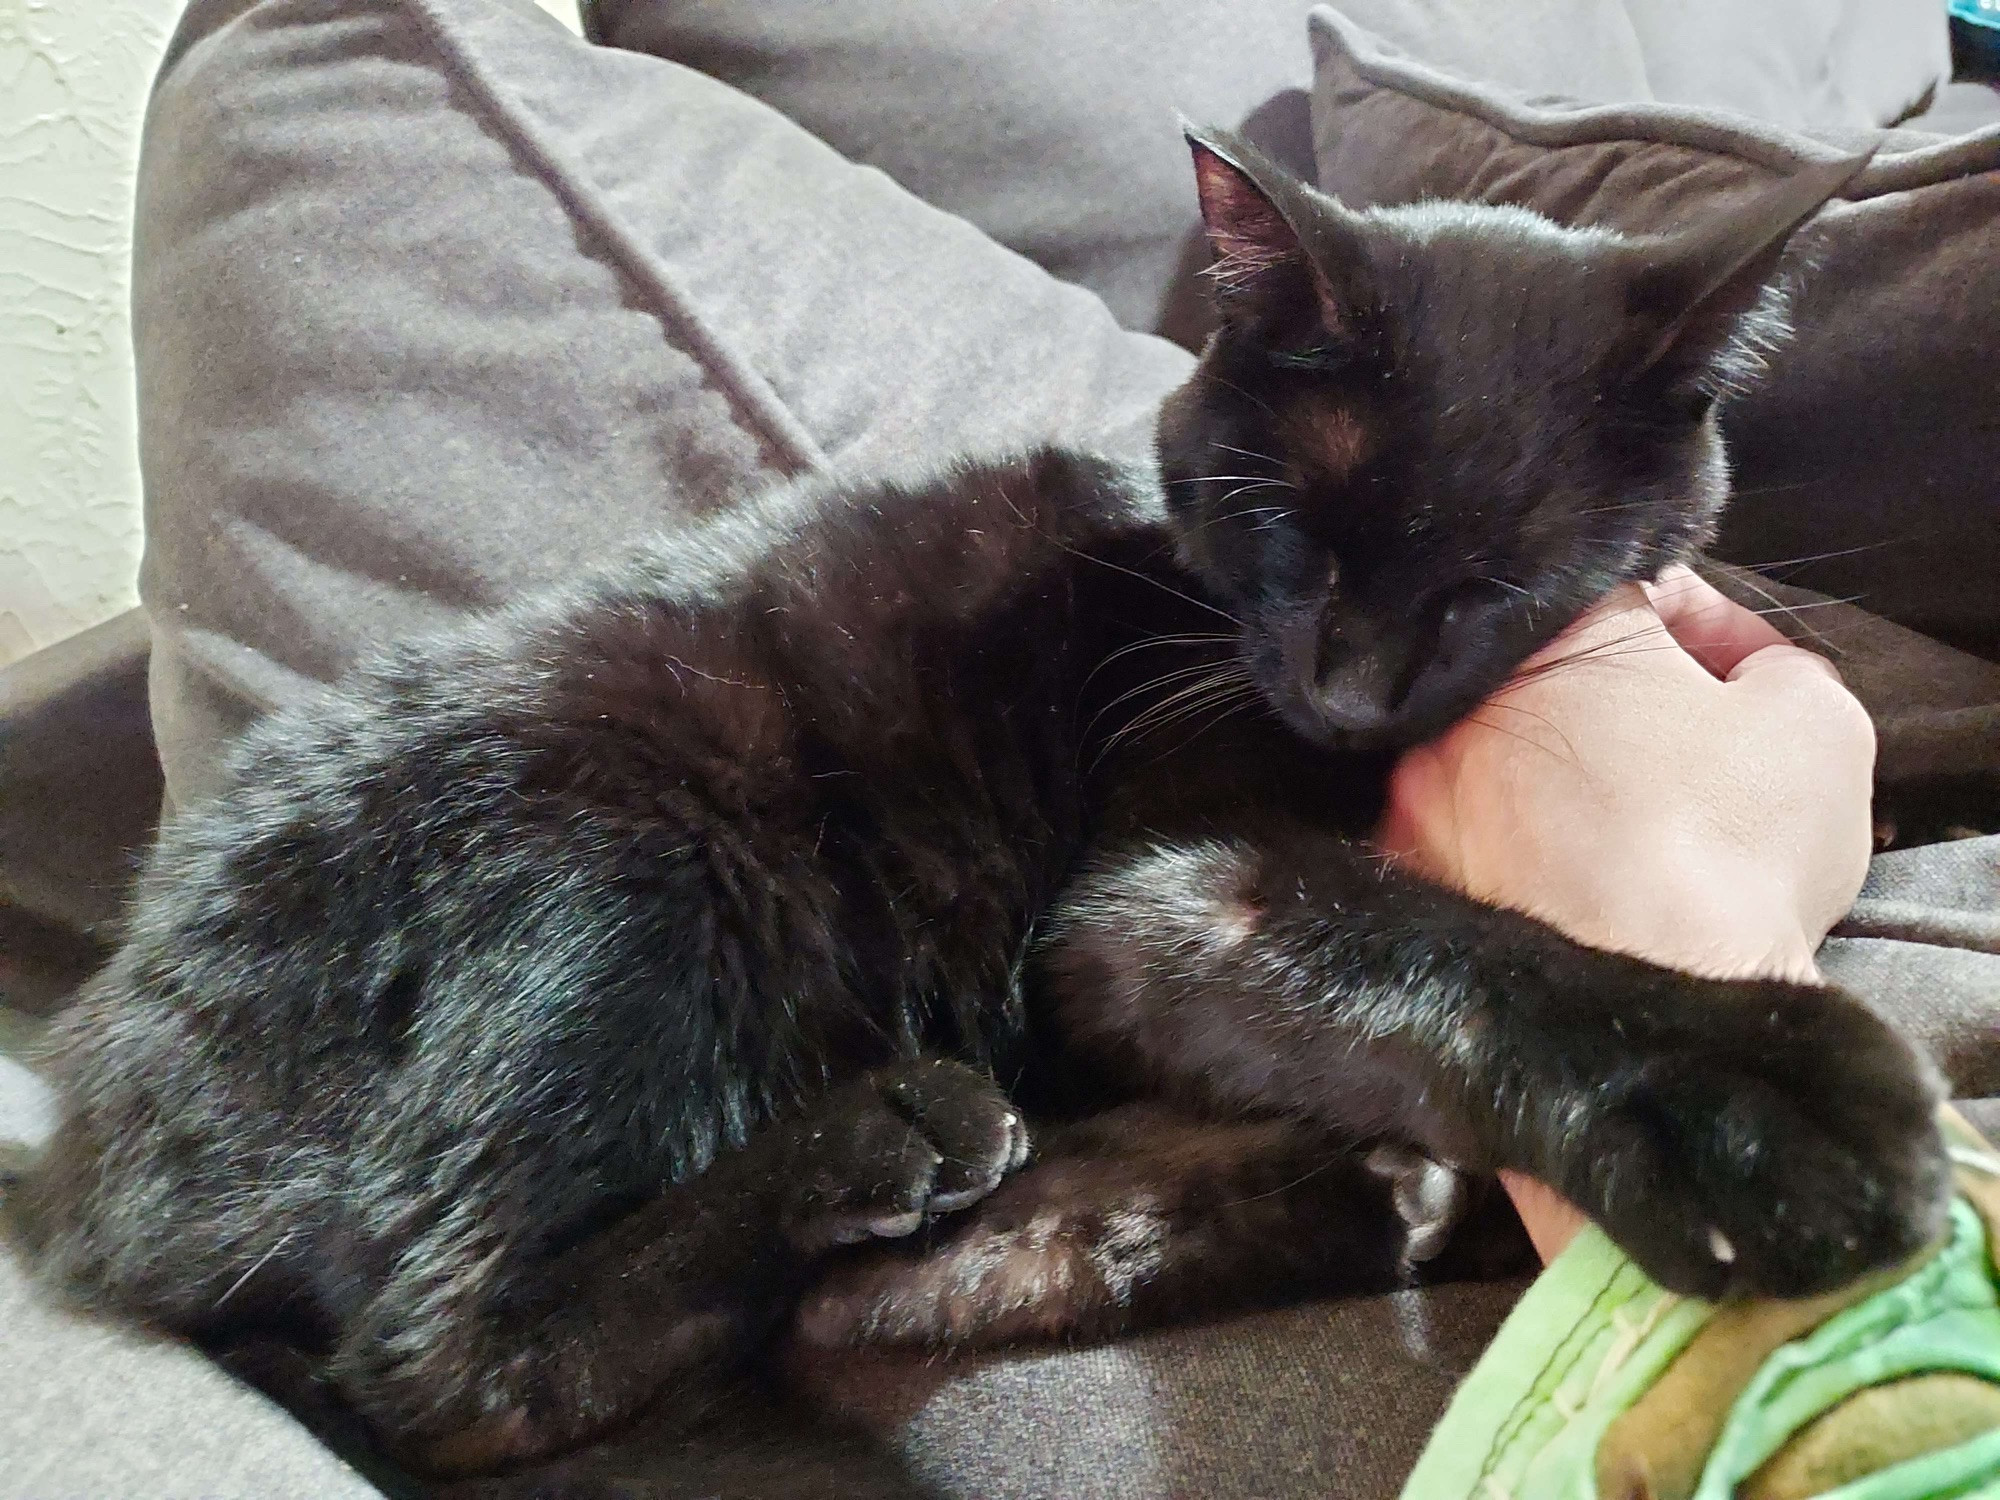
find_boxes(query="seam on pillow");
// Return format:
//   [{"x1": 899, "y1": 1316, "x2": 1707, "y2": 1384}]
[
  {"x1": 1310, "y1": 8, "x2": 2000, "y2": 199},
  {"x1": 397, "y1": 0, "x2": 828, "y2": 479}
]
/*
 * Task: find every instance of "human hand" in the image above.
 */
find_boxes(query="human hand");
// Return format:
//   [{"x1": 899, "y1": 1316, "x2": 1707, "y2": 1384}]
[
  {"x1": 1378, "y1": 565, "x2": 1876, "y2": 987},
  {"x1": 1377, "y1": 565, "x2": 1879, "y2": 1262}
]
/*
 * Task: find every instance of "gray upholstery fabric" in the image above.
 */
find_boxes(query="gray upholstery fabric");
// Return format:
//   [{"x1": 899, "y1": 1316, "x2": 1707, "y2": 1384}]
[
  {"x1": 788, "y1": 1281, "x2": 1532, "y2": 1500},
  {"x1": 583, "y1": 0, "x2": 1333, "y2": 346},
  {"x1": 1610, "y1": 0, "x2": 1949, "y2": 130},
  {"x1": 1309, "y1": 7, "x2": 2000, "y2": 657},
  {"x1": 1912, "y1": 80, "x2": 2000, "y2": 136},
  {"x1": 0, "y1": 1048, "x2": 376, "y2": 1500},
  {"x1": 0, "y1": 611, "x2": 159, "y2": 942},
  {"x1": 0, "y1": 1266, "x2": 380, "y2": 1500},
  {"x1": 1312, "y1": 0, "x2": 1950, "y2": 126},
  {"x1": 584, "y1": 1, "x2": 1946, "y2": 352},
  {"x1": 136, "y1": 0, "x2": 1188, "y2": 811}
]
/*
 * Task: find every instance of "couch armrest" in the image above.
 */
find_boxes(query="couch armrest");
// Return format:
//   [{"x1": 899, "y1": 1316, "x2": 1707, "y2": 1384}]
[{"x1": 0, "y1": 609, "x2": 163, "y2": 1013}]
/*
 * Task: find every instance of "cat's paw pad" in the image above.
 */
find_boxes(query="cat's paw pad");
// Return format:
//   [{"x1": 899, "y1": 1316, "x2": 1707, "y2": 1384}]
[
  {"x1": 783, "y1": 1059, "x2": 1029, "y2": 1253},
  {"x1": 1578, "y1": 986, "x2": 1951, "y2": 1300}
]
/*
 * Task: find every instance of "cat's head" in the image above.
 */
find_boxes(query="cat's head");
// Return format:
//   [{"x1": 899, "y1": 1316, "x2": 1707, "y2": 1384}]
[{"x1": 1158, "y1": 128, "x2": 1869, "y2": 751}]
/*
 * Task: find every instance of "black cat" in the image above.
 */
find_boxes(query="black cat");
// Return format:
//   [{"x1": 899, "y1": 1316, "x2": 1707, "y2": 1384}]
[{"x1": 9, "y1": 132, "x2": 1947, "y2": 1478}]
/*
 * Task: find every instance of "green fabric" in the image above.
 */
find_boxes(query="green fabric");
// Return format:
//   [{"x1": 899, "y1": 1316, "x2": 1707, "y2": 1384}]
[
  {"x1": 1400, "y1": 1189, "x2": 2000, "y2": 1500},
  {"x1": 1397, "y1": 1228, "x2": 1710, "y2": 1499},
  {"x1": 1693, "y1": 1197, "x2": 2000, "y2": 1499}
]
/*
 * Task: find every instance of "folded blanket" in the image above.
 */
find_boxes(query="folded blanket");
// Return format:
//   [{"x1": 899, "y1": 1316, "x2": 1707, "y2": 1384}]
[{"x1": 1403, "y1": 1109, "x2": 2000, "y2": 1500}]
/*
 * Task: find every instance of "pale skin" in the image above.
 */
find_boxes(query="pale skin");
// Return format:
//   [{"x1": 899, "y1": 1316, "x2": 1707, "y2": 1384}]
[{"x1": 1378, "y1": 565, "x2": 1879, "y2": 1263}]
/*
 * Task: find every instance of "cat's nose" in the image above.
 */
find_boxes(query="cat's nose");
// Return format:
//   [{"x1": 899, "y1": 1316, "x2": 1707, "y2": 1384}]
[{"x1": 1313, "y1": 651, "x2": 1399, "y2": 733}]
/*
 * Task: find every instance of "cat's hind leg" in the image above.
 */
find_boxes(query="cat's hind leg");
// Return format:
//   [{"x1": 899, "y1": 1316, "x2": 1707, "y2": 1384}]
[
  {"x1": 337, "y1": 1058, "x2": 1028, "y2": 1475},
  {"x1": 790, "y1": 1102, "x2": 1530, "y2": 1352}
]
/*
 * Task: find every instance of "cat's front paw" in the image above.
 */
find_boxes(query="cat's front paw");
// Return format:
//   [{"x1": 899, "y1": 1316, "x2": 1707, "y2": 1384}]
[
  {"x1": 781, "y1": 1058, "x2": 1031, "y2": 1254},
  {"x1": 1565, "y1": 982, "x2": 1951, "y2": 1300}
]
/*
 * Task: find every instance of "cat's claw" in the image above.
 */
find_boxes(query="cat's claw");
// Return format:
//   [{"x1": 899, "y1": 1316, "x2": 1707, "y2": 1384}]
[{"x1": 782, "y1": 1059, "x2": 1030, "y2": 1254}]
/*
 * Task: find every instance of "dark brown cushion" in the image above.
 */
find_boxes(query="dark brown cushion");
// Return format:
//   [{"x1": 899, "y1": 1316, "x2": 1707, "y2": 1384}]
[
  {"x1": 0, "y1": 609, "x2": 162, "y2": 1014},
  {"x1": 1308, "y1": 6, "x2": 2000, "y2": 658}
]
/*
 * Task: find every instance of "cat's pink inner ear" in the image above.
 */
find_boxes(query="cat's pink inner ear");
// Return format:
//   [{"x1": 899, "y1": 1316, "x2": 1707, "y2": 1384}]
[{"x1": 1191, "y1": 143, "x2": 1302, "y2": 280}]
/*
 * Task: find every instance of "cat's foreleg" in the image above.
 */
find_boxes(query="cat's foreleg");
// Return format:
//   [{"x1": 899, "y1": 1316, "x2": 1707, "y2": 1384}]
[{"x1": 1041, "y1": 832, "x2": 1951, "y2": 1301}]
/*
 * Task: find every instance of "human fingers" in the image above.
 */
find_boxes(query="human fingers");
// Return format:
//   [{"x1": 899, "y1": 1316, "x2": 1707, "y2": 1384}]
[
  {"x1": 1506, "y1": 582, "x2": 1695, "y2": 691},
  {"x1": 1642, "y1": 566, "x2": 1791, "y2": 680},
  {"x1": 1722, "y1": 641, "x2": 1877, "y2": 935},
  {"x1": 1724, "y1": 639, "x2": 1851, "y2": 692}
]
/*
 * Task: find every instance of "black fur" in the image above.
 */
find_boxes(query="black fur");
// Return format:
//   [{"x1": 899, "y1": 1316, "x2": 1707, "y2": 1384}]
[{"x1": 8, "y1": 132, "x2": 1945, "y2": 1483}]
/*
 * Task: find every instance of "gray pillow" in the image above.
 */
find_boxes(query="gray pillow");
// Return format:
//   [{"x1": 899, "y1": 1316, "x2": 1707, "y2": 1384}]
[
  {"x1": 1304, "y1": 0, "x2": 1947, "y2": 127},
  {"x1": 1308, "y1": 7, "x2": 2000, "y2": 657},
  {"x1": 582, "y1": 1, "x2": 1945, "y2": 353},
  {"x1": 581, "y1": 0, "x2": 1334, "y2": 346},
  {"x1": 580, "y1": 0, "x2": 1741, "y2": 348},
  {"x1": 134, "y1": 0, "x2": 1189, "y2": 810}
]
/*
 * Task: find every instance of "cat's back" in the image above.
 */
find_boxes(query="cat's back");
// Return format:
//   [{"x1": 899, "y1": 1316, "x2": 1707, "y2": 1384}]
[{"x1": 85, "y1": 450, "x2": 1153, "y2": 1086}]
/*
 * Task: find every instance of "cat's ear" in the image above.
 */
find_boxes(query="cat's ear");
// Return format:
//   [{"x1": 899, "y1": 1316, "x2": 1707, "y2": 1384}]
[
  {"x1": 1185, "y1": 125, "x2": 1371, "y2": 331},
  {"x1": 1622, "y1": 149, "x2": 1875, "y2": 388},
  {"x1": 1187, "y1": 128, "x2": 1307, "y2": 285}
]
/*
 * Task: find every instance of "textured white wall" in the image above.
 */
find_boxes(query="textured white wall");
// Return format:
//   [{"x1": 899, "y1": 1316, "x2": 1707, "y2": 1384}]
[
  {"x1": 0, "y1": 0, "x2": 169, "y2": 665},
  {"x1": 0, "y1": 0, "x2": 580, "y2": 668}
]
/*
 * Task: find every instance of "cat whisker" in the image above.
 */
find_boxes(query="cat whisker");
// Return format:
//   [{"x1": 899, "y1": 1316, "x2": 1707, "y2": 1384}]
[
  {"x1": 1719, "y1": 477, "x2": 1821, "y2": 502},
  {"x1": 1090, "y1": 632, "x2": 1238, "y2": 672},
  {"x1": 1085, "y1": 659, "x2": 1250, "y2": 740},
  {"x1": 1139, "y1": 686, "x2": 1270, "y2": 769},
  {"x1": 1747, "y1": 595, "x2": 1866, "y2": 614},
  {"x1": 1181, "y1": 473, "x2": 1299, "y2": 492},
  {"x1": 1110, "y1": 672, "x2": 1256, "y2": 748},
  {"x1": 211, "y1": 1229, "x2": 299, "y2": 1312},
  {"x1": 1502, "y1": 626, "x2": 1684, "y2": 687},
  {"x1": 1718, "y1": 571, "x2": 1845, "y2": 657},
  {"x1": 1218, "y1": 494, "x2": 1293, "y2": 516},
  {"x1": 1202, "y1": 381, "x2": 1280, "y2": 421},
  {"x1": 1475, "y1": 574, "x2": 1536, "y2": 610},
  {"x1": 1734, "y1": 539, "x2": 1904, "y2": 578},
  {"x1": 1462, "y1": 710, "x2": 1572, "y2": 765},
  {"x1": 1036, "y1": 533, "x2": 1242, "y2": 628},
  {"x1": 1214, "y1": 1154, "x2": 1347, "y2": 1209},
  {"x1": 1094, "y1": 664, "x2": 1258, "y2": 765},
  {"x1": 1209, "y1": 440, "x2": 1288, "y2": 469},
  {"x1": 1088, "y1": 651, "x2": 1249, "y2": 714},
  {"x1": 1171, "y1": 502, "x2": 1295, "y2": 540},
  {"x1": 1155, "y1": 688, "x2": 1264, "y2": 745}
]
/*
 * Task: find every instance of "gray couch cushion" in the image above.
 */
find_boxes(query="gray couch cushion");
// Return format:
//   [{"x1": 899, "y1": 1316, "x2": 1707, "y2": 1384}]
[
  {"x1": 1309, "y1": 7, "x2": 2000, "y2": 657},
  {"x1": 583, "y1": 0, "x2": 1334, "y2": 346},
  {"x1": 1610, "y1": 0, "x2": 1948, "y2": 130},
  {"x1": 136, "y1": 0, "x2": 1188, "y2": 810},
  {"x1": 584, "y1": 0, "x2": 1945, "y2": 352},
  {"x1": 0, "y1": 610, "x2": 159, "y2": 952},
  {"x1": 0, "y1": 1047, "x2": 383, "y2": 1500}
]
